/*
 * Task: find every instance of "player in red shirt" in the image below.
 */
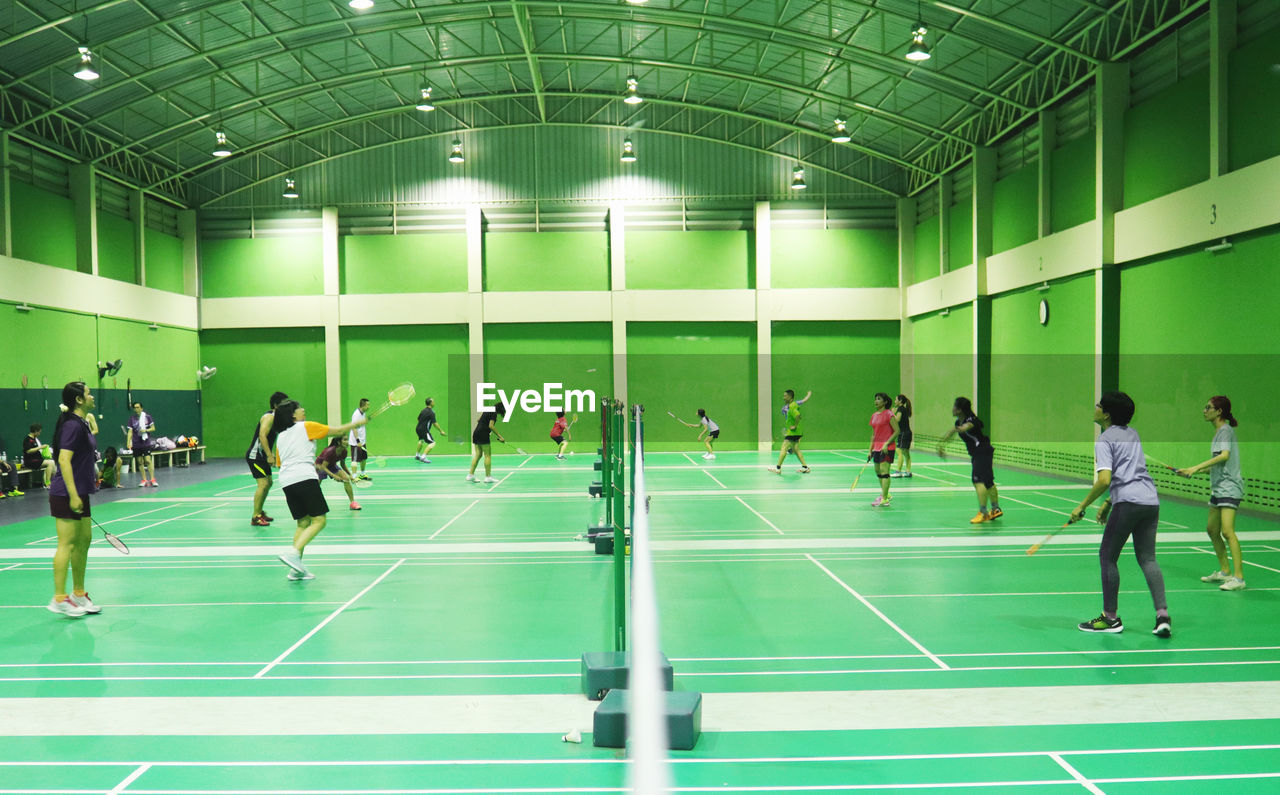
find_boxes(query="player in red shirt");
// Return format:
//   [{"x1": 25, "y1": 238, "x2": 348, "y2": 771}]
[
  {"x1": 315, "y1": 437, "x2": 361, "y2": 511},
  {"x1": 550, "y1": 411, "x2": 571, "y2": 460},
  {"x1": 868, "y1": 392, "x2": 900, "y2": 507}
]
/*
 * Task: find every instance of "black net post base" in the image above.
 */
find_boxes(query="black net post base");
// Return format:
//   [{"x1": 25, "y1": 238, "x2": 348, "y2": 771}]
[
  {"x1": 580, "y1": 651, "x2": 673, "y2": 701},
  {"x1": 592, "y1": 688, "x2": 701, "y2": 750}
]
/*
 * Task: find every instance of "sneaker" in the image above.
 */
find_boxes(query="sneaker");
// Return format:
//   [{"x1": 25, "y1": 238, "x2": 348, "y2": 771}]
[
  {"x1": 1220, "y1": 577, "x2": 1247, "y2": 591},
  {"x1": 47, "y1": 597, "x2": 87, "y2": 618},
  {"x1": 251, "y1": 516, "x2": 270, "y2": 527},
  {"x1": 484, "y1": 476, "x2": 497, "y2": 483},
  {"x1": 287, "y1": 570, "x2": 316, "y2": 581},
  {"x1": 349, "y1": 501, "x2": 362, "y2": 511},
  {"x1": 466, "y1": 474, "x2": 476, "y2": 482},
  {"x1": 358, "y1": 474, "x2": 371, "y2": 481},
  {"x1": 421, "y1": 458, "x2": 431, "y2": 464},
  {"x1": 889, "y1": 471, "x2": 903, "y2": 478},
  {"x1": 903, "y1": 472, "x2": 913, "y2": 478},
  {"x1": 150, "y1": 479, "x2": 158, "y2": 487},
  {"x1": 70, "y1": 593, "x2": 102, "y2": 614},
  {"x1": 1152, "y1": 615, "x2": 1172, "y2": 637},
  {"x1": 0, "y1": 492, "x2": 6, "y2": 499},
  {"x1": 767, "y1": 466, "x2": 781, "y2": 475},
  {"x1": 970, "y1": 512, "x2": 990, "y2": 524},
  {"x1": 705, "y1": 454, "x2": 716, "y2": 460},
  {"x1": 1079, "y1": 614, "x2": 1123, "y2": 633},
  {"x1": 556, "y1": 455, "x2": 566, "y2": 460},
  {"x1": 261, "y1": 513, "x2": 275, "y2": 523},
  {"x1": 277, "y1": 549, "x2": 307, "y2": 574},
  {"x1": 1201, "y1": 570, "x2": 1230, "y2": 584},
  {"x1": 8, "y1": 488, "x2": 22, "y2": 496},
  {"x1": 798, "y1": 467, "x2": 811, "y2": 474},
  {"x1": 871, "y1": 496, "x2": 889, "y2": 507},
  {"x1": 988, "y1": 507, "x2": 1004, "y2": 519}
]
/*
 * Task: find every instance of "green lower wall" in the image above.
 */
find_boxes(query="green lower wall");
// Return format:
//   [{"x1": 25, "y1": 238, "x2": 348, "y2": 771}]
[
  {"x1": 482, "y1": 323, "x2": 614, "y2": 452},
  {"x1": 10, "y1": 182, "x2": 77, "y2": 271},
  {"x1": 485, "y1": 232, "x2": 609, "y2": 291},
  {"x1": 198, "y1": 327, "x2": 327, "y2": 457},
  {"x1": 626, "y1": 322, "x2": 756, "y2": 451},
  {"x1": 771, "y1": 321, "x2": 899, "y2": 447},
  {"x1": 1124, "y1": 71, "x2": 1210, "y2": 208},
  {"x1": 1051, "y1": 136, "x2": 1094, "y2": 233},
  {"x1": 339, "y1": 324, "x2": 470, "y2": 455},
  {"x1": 201, "y1": 237, "x2": 324, "y2": 298},
  {"x1": 0, "y1": 305, "x2": 200, "y2": 459},
  {"x1": 341, "y1": 234, "x2": 468, "y2": 294},
  {"x1": 627, "y1": 231, "x2": 750, "y2": 290},
  {"x1": 769, "y1": 229, "x2": 897, "y2": 288},
  {"x1": 993, "y1": 164, "x2": 1038, "y2": 253},
  {"x1": 908, "y1": 305, "x2": 974, "y2": 440}
]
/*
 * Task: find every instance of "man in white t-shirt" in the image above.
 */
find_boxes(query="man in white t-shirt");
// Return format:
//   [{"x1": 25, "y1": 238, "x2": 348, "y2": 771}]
[{"x1": 349, "y1": 398, "x2": 370, "y2": 480}]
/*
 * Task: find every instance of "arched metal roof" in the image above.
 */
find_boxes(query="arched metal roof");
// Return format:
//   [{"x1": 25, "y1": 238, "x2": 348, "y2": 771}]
[{"x1": 0, "y1": 0, "x2": 1208, "y2": 205}]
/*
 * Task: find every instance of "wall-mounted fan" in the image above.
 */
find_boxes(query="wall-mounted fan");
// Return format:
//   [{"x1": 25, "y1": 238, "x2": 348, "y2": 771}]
[
  {"x1": 96, "y1": 359, "x2": 124, "y2": 379},
  {"x1": 196, "y1": 365, "x2": 218, "y2": 381}
]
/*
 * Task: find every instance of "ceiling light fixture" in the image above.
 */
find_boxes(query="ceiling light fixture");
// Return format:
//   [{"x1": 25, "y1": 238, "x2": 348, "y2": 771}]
[
  {"x1": 623, "y1": 75, "x2": 643, "y2": 105},
  {"x1": 415, "y1": 86, "x2": 435, "y2": 111},
  {"x1": 212, "y1": 130, "x2": 232, "y2": 157},
  {"x1": 348, "y1": 0, "x2": 374, "y2": 9},
  {"x1": 448, "y1": 139, "x2": 465, "y2": 164},
  {"x1": 790, "y1": 166, "x2": 807, "y2": 190},
  {"x1": 282, "y1": 178, "x2": 299, "y2": 199},
  {"x1": 620, "y1": 138, "x2": 637, "y2": 163},
  {"x1": 74, "y1": 47, "x2": 99, "y2": 80},
  {"x1": 906, "y1": 23, "x2": 931, "y2": 61},
  {"x1": 831, "y1": 119, "x2": 851, "y2": 143}
]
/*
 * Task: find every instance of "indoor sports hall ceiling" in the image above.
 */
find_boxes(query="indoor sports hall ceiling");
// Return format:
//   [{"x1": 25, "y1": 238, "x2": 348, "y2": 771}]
[{"x1": 0, "y1": 0, "x2": 1216, "y2": 205}]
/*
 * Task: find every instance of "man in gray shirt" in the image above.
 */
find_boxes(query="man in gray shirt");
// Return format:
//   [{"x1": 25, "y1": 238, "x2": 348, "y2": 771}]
[{"x1": 1070, "y1": 391, "x2": 1170, "y2": 637}]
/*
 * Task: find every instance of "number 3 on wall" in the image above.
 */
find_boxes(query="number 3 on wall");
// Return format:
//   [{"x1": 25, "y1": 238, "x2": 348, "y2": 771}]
[{"x1": 1210, "y1": 204, "x2": 1217, "y2": 225}]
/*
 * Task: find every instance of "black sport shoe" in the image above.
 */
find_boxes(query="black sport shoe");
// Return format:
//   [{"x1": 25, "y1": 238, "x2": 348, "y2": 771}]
[
  {"x1": 1152, "y1": 615, "x2": 1172, "y2": 637},
  {"x1": 1078, "y1": 614, "x2": 1123, "y2": 633}
]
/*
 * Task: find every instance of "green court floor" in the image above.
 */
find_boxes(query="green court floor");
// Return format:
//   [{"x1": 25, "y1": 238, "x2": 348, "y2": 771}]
[{"x1": 2, "y1": 450, "x2": 1280, "y2": 793}]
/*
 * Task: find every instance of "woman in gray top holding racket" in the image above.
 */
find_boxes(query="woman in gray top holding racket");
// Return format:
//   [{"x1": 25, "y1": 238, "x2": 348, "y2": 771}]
[{"x1": 1177, "y1": 396, "x2": 1246, "y2": 591}]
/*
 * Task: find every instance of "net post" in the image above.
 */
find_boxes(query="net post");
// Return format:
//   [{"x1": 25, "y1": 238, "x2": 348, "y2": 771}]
[{"x1": 612, "y1": 397, "x2": 627, "y2": 652}]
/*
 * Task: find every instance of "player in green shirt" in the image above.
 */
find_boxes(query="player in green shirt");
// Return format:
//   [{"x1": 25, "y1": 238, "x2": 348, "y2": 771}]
[{"x1": 769, "y1": 388, "x2": 811, "y2": 474}]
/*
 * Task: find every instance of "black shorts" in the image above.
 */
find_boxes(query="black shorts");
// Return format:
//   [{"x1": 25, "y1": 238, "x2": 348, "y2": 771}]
[
  {"x1": 247, "y1": 454, "x2": 271, "y2": 480},
  {"x1": 898, "y1": 429, "x2": 913, "y2": 450},
  {"x1": 1209, "y1": 496, "x2": 1242, "y2": 508},
  {"x1": 872, "y1": 449, "x2": 895, "y2": 465},
  {"x1": 707, "y1": 430, "x2": 720, "y2": 440},
  {"x1": 283, "y1": 479, "x2": 329, "y2": 520},
  {"x1": 551, "y1": 435, "x2": 565, "y2": 445},
  {"x1": 784, "y1": 435, "x2": 802, "y2": 443},
  {"x1": 350, "y1": 446, "x2": 368, "y2": 463},
  {"x1": 472, "y1": 431, "x2": 492, "y2": 447},
  {"x1": 132, "y1": 445, "x2": 152, "y2": 458},
  {"x1": 970, "y1": 449, "x2": 995, "y2": 488},
  {"x1": 417, "y1": 429, "x2": 434, "y2": 444},
  {"x1": 49, "y1": 493, "x2": 91, "y2": 519}
]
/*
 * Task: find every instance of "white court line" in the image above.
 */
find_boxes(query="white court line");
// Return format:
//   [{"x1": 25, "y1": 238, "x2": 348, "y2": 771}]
[
  {"x1": 700, "y1": 468, "x2": 729, "y2": 489},
  {"x1": 515, "y1": 455, "x2": 534, "y2": 468},
  {"x1": 681, "y1": 452, "x2": 701, "y2": 467},
  {"x1": 895, "y1": 469, "x2": 954, "y2": 485},
  {"x1": 429, "y1": 500, "x2": 479, "y2": 540},
  {"x1": 1049, "y1": 752, "x2": 1105, "y2": 795},
  {"x1": 998, "y1": 494, "x2": 1070, "y2": 519},
  {"x1": 24, "y1": 503, "x2": 180, "y2": 544},
  {"x1": 0, "y1": 564, "x2": 20, "y2": 573},
  {"x1": 735, "y1": 496, "x2": 783, "y2": 535},
  {"x1": 215, "y1": 483, "x2": 258, "y2": 496},
  {"x1": 486, "y1": 472, "x2": 514, "y2": 492},
  {"x1": 1192, "y1": 546, "x2": 1280, "y2": 575},
  {"x1": 804, "y1": 554, "x2": 948, "y2": 669},
  {"x1": 106, "y1": 762, "x2": 151, "y2": 795},
  {"x1": 108, "y1": 504, "x2": 229, "y2": 542},
  {"x1": 1029, "y1": 490, "x2": 1189, "y2": 530},
  {"x1": 254, "y1": 559, "x2": 406, "y2": 679}
]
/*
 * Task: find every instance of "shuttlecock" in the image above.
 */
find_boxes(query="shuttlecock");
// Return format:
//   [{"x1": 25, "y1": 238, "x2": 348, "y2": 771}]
[{"x1": 562, "y1": 729, "x2": 582, "y2": 743}]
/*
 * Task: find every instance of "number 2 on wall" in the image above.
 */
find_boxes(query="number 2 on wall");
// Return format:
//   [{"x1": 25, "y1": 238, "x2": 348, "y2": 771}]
[{"x1": 1210, "y1": 204, "x2": 1217, "y2": 225}]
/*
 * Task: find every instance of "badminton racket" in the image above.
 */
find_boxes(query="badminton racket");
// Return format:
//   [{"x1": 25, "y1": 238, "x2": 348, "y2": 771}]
[
  {"x1": 568, "y1": 412, "x2": 579, "y2": 429},
  {"x1": 42, "y1": 375, "x2": 49, "y2": 412},
  {"x1": 499, "y1": 439, "x2": 529, "y2": 455},
  {"x1": 21, "y1": 374, "x2": 27, "y2": 411},
  {"x1": 849, "y1": 456, "x2": 872, "y2": 491},
  {"x1": 91, "y1": 517, "x2": 130, "y2": 554},
  {"x1": 1026, "y1": 517, "x2": 1079, "y2": 556},
  {"x1": 666, "y1": 410, "x2": 691, "y2": 425},
  {"x1": 368, "y1": 382, "x2": 416, "y2": 419}
]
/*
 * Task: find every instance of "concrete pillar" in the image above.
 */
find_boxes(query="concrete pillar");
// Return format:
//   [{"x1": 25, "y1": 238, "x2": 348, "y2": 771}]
[
  {"x1": 897, "y1": 197, "x2": 917, "y2": 405},
  {"x1": 1095, "y1": 62, "x2": 1129, "y2": 399},
  {"x1": 0, "y1": 133, "x2": 11, "y2": 258},
  {"x1": 466, "y1": 206, "x2": 485, "y2": 412},
  {"x1": 179, "y1": 210, "x2": 199, "y2": 297},
  {"x1": 608, "y1": 203, "x2": 628, "y2": 402},
  {"x1": 322, "y1": 207, "x2": 342, "y2": 421},
  {"x1": 1209, "y1": 0, "x2": 1237, "y2": 178},
  {"x1": 1038, "y1": 110, "x2": 1055, "y2": 238},
  {"x1": 129, "y1": 190, "x2": 146, "y2": 287},
  {"x1": 754, "y1": 201, "x2": 772, "y2": 451},
  {"x1": 937, "y1": 175, "x2": 952, "y2": 275},
  {"x1": 69, "y1": 164, "x2": 98, "y2": 276}
]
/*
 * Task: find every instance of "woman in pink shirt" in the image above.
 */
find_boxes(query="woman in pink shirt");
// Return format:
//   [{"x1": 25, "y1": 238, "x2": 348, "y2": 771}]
[{"x1": 868, "y1": 392, "x2": 900, "y2": 507}]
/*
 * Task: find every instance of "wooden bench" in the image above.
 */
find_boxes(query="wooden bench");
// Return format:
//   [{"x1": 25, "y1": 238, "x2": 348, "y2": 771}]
[{"x1": 120, "y1": 446, "x2": 207, "y2": 471}]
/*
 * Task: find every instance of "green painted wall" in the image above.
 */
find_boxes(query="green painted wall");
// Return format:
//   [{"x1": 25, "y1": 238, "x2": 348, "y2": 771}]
[
  {"x1": 1119, "y1": 226, "x2": 1280, "y2": 485},
  {"x1": 0, "y1": 306, "x2": 200, "y2": 458},
  {"x1": 908, "y1": 304, "x2": 974, "y2": 440},
  {"x1": 198, "y1": 327, "x2": 327, "y2": 457},
  {"x1": 989, "y1": 275, "x2": 1095, "y2": 459},
  {"x1": 771, "y1": 321, "x2": 900, "y2": 447},
  {"x1": 992, "y1": 164, "x2": 1039, "y2": 253},
  {"x1": 912, "y1": 214, "x2": 939, "y2": 284},
  {"x1": 1229, "y1": 35, "x2": 1280, "y2": 170},
  {"x1": 201, "y1": 237, "x2": 324, "y2": 298},
  {"x1": 1050, "y1": 136, "x2": 1095, "y2": 233},
  {"x1": 97, "y1": 212, "x2": 137, "y2": 285},
  {"x1": 769, "y1": 229, "x2": 897, "y2": 288},
  {"x1": 339, "y1": 324, "x2": 470, "y2": 456},
  {"x1": 627, "y1": 231, "x2": 751, "y2": 290},
  {"x1": 145, "y1": 232, "x2": 186, "y2": 294},
  {"x1": 482, "y1": 323, "x2": 613, "y2": 452},
  {"x1": 484, "y1": 232, "x2": 609, "y2": 291},
  {"x1": 1124, "y1": 70, "x2": 1210, "y2": 208},
  {"x1": 947, "y1": 200, "x2": 972, "y2": 271},
  {"x1": 10, "y1": 181, "x2": 77, "y2": 271},
  {"x1": 341, "y1": 234, "x2": 468, "y2": 294},
  {"x1": 626, "y1": 322, "x2": 756, "y2": 451}
]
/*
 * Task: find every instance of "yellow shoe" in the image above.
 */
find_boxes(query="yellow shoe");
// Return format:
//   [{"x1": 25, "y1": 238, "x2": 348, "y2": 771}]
[
  {"x1": 970, "y1": 511, "x2": 990, "y2": 524},
  {"x1": 988, "y1": 507, "x2": 1003, "y2": 519}
]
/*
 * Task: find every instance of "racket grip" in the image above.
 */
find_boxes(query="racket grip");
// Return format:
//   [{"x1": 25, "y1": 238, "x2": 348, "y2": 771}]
[{"x1": 1026, "y1": 544, "x2": 1041, "y2": 555}]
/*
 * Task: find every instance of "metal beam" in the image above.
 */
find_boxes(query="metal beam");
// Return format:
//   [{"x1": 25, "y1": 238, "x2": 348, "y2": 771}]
[{"x1": 510, "y1": 1, "x2": 547, "y2": 122}]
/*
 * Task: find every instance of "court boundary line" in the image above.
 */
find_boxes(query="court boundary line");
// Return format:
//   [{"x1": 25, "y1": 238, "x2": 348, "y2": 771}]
[
  {"x1": 253, "y1": 559, "x2": 406, "y2": 679},
  {"x1": 106, "y1": 763, "x2": 151, "y2": 795},
  {"x1": 1191, "y1": 546, "x2": 1280, "y2": 575},
  {"x1": 804, "y1": 554, "x2": 949, "y2": 669},
  {"x1": 734, "y1": 497, "x2": 783, "y2": 535},
  {"x1": 430, "y1": 500, "x2": 479, "y2": 541},
  {"x1": 1048, "y1": 753, "x2": 1103, "y2": 795},
  {"x1": 25, "y1": 504, "x2": 181, "y2": 544}
]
